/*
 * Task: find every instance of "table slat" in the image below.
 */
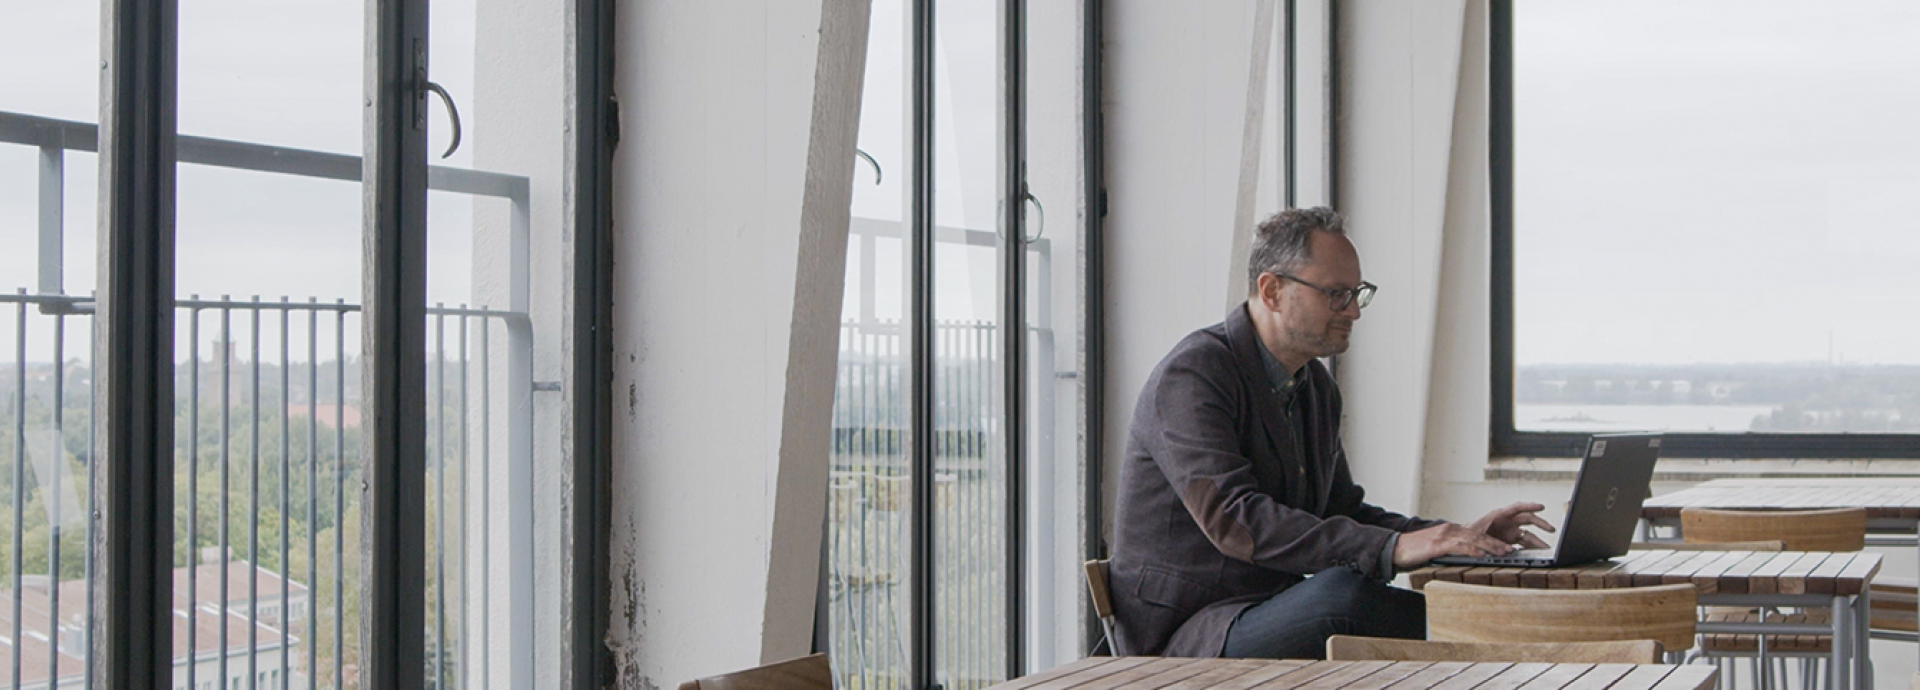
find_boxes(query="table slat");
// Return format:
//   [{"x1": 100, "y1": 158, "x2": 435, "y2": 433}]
[
  {"x1": 1645, "y1": 666, "x2": 1717, "y2": 690},
  {"x1": 1462, "y1": 662, "x2": 1554, "y2": 690},
  {"x1": 1834, "y1": 553, "x2": 1881, "y2": 596},
  {"x1": 1155, "y1": 660, "x2": 1293, "y2": 690},
  {"x1": 1774, "y1": 552, "x2": 1830, "y2": 595},
  {"x1": 1109, "y1": 658, "x2": 1218, "y2": 690},
  {"x1": 1804, "y1": 552, "x2": 1853, "y2": 595},
  {"x1": 1426, "y1": 663, "x2": 1515, "y2": 690},
  {"x1": 1607, "y1": 665, "x2": 1679, "y2": 690},
  {"x1": 1286, "y1": 660, "x2": 1394, "y2": 690},
  {"x1": 1381, "y1": 662, "x2": 1474, "y2": 690},
  {"x1": 1745, "y1": 552, "x2": 1805, "y2": 595},
  {"x1": 1557, "y1": 664, "x2": 1639, "y2": 690},
  {"x1": 1513, "y1": 663, "x2": 1593, "y2": 690},
  {"x1": 1249, "y1": 661, "x2": 1353, "y2": 690},
  {"x1": 1338, "y1": 662, "x2": 1433, "y2": 690},
  {"x1": 992, "y1": 657, "x2": 1125, "y2": 690}
]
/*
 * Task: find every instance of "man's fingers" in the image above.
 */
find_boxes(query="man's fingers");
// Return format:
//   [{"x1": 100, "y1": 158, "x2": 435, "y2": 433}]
[
  {"x1": 1505, "y1": 501, "x2": 1547, "y2": 515},
  {"x1": 1518, "y1": 513, "x2": 1556, "y2": 533},
  {"x1": 1517, "y1": 530, "x2": 1550, "y2": 550}
]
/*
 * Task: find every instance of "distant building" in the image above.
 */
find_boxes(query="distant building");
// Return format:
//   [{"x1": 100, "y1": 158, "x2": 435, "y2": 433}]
[{"x1": 0, "y1": 558, "x2": 310, "y2": 690}]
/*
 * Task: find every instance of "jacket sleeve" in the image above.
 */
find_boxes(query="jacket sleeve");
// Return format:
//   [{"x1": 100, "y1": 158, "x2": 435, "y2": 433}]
[{"x1": 1136, "y1": 343, "x2": 1404, "y2": 577}]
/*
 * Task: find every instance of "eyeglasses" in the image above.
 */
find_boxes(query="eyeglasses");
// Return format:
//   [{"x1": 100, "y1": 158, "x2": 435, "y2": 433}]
[{"x1": 1270, "y1": 272, "x2": 1378, "y2": 311}]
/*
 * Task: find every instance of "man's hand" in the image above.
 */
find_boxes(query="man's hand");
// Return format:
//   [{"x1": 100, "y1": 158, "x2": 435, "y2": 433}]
[
  {"x1": 1391, "y1": 502, "x2": 1556, "y2": 568},
  {"x1": 1392, "y1": 523, "x2": 1519, "y2": 568},
  {"x1": 1469, "y1": 501, "x2": 1555, "y2": 550}
]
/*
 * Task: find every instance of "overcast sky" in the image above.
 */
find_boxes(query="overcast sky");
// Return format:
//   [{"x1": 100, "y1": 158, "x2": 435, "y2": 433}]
[
  {"x1": 1514, "y1": 0, "x2": 1920, "y2": 366},
  {"x1": 1, "y1": 0, "x2": 483, "y2": 363},
  {"x1": 5, "y1": 1, "x2": 1916, "y2": 367}
]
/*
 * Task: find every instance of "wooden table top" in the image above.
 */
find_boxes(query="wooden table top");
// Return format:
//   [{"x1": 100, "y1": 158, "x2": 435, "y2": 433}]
[
  {"x1": 1408, "y1": 549, "x2": 1880, "y2": 596},
  {"x1": 987, "y1": 657, "x2": 1717, "y2": 690},
  {"x1": 1642, "y1": 483, "x2": 1920, "y2": 520}
]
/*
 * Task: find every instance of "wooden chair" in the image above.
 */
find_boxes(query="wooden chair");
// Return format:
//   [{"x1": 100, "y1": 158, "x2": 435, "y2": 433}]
[
  {"x1": 1084, "y1": 559, "x2": 1116, "y2": 655},
  {"x1": 1326, "y1": 635, "x2": 1661, "y2": 664},
  {"x1": 677, "y1": 653, "x2": 832, "y2": 690},
  {"x1": 1679, "y1": 508, "x2": 1868, "y2": 690},
  {"x1": 1423, "y1": 580, "x2": 1697, "y2": 655},
  {"x1": 1681, "y1": 508, "x2": 1865, "y2": 552}
]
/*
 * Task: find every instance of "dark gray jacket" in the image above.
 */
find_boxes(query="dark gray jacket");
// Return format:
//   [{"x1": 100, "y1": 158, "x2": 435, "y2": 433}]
[{"x1": 1108, "y1": 304, "x2": 1442, "y2": 657}]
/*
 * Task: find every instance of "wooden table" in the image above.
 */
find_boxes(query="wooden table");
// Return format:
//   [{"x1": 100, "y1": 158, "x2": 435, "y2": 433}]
[
  {"x1": 1643, "y1": 478, "x2": 1920, "y2": 659},
  {"x1": 1412, "y1": 550, "x2": 1880, "y2": 690},
  {"x1": 986, "y1": 657, "x2": 1718, "y2": 690}
]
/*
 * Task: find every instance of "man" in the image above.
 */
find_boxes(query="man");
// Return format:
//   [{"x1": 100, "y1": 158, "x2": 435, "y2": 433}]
[{"x1": 1108, "y1": 207, "x2": 1552, "y2": 659}]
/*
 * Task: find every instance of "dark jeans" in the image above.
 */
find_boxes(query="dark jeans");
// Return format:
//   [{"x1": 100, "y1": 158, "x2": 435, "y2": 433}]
[{"x1": 1220, "y1": 567, "x2": 1426, "y2": 660}]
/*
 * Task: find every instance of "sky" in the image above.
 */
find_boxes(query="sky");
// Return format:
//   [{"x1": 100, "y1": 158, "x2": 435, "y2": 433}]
[
  {"x1": 1, "y1": 0, "x2": 486, "y2": 364},
  {"x1": 1513, "y1": 0, "x2": 1920, "y2": 366},
  {"x1": 6, "y1": 1, "x2": 1915, "y2": 367}
]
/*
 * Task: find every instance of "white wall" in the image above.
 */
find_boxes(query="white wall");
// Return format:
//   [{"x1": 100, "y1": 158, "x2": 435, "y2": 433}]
[
  {"x1": 608, "y1": 1, "x2": 864, "y2": 687},
  {"x1": 1101, "y1": 0, "x2": 1296, "y2": 538}
]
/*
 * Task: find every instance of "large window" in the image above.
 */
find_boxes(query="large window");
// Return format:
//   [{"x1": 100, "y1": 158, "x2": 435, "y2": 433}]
[
  {"x1": 823, "y1": 1, "x2": 1091, "y2": 688},
  {"x1": 0, "y1": 0, "x2": 612, "y2": 686},
  {"x1": 1493, "y1": 0, "x2": 1920, "y2": 458}
]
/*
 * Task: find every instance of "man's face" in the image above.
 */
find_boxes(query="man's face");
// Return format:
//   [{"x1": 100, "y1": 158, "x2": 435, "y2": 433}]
[{"x1": 1270, "y1": 231, "x2": 1365, "y2": 358}]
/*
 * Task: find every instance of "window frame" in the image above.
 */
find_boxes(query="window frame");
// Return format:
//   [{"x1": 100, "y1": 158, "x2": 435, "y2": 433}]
[
  {"x1": 86, "y1": 0, "x2": 616, "y2": 685},
  {"x1": 1487, "y1": 0, "x2": 1920, "y2": 460}
]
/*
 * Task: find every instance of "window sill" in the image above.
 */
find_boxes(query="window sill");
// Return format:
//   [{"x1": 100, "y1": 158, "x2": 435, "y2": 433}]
[{"x1": 1485, "y1": 456, "x2": 1920, "y2": 482}]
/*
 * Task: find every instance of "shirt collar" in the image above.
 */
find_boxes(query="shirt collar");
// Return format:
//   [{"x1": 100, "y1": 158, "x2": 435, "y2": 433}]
[{"x1": 1256, "y1": 342, "x2": 1307, "y2": 403}]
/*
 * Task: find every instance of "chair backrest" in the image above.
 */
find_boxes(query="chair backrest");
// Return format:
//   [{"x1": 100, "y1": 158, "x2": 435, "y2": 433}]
[
  {"x1": 1325, "y1": 635, "x2": 1661, "y2": 664},
  {"x1": 677, "y1": 653, "x2": 832, "y2": 690},
  {"x1": 1630, "y1": 539, "x2": 1784, "y2": 552},
  {"x1": 1084, "y1": 559, "x2": 1113, "y2": 620},
  {"x1": 1424, "y1": 580, "x2": 1697, "y2": 652},
  {"x1": 1680, "y1": 508, "x2": 1866, "y2": 552}
]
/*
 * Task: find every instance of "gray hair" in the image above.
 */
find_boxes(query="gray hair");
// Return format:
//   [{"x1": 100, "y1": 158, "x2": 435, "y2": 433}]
[{"x1": 1247, "y1": 206, "x2": 1346, "y2": 295}]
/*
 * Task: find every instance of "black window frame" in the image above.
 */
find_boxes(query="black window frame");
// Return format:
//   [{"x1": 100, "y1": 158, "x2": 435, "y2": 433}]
[
  {"x1": 1487, "y1": 0, "x2": 1920, "y2": 460},
  {"x1": 86, "y1": 0, "x2": 617, "y2": 685}
]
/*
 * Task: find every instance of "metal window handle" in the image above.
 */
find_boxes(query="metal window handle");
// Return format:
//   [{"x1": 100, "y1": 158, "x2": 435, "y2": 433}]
[
  {"x1": 1022, "y1": 191, "x2": 1044, "y2": 243},
  {"x1": 424, "y1": 81, "x2": 462, "y2": 159},
  {"x1": 855, "y1": 148, "x2": 882, "y2": 185}
]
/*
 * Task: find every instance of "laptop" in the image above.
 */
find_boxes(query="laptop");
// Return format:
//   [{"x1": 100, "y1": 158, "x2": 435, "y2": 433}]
[{"x1": 1431, "y1": 432, "x2": 1662, "y2": 568}]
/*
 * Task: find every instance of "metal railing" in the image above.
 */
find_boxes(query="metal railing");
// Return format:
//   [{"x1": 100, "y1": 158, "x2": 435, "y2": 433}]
[
  {"x1": 0, "y1": 292, "x2": 522, "y2": 690},
  {"x1": 2, "y1": 109, "x2": 538, "y2": 690},
  {"x1": 825, "y1": 319, "x2": 1013, "y2": 690}
]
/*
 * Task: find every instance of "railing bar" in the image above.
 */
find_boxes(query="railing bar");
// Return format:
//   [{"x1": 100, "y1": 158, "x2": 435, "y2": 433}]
[
  {"x1": 250, "y1": 296, "x2": 262, "y2": 690},
  {"x1": 13, "y1": 290, "x2": 27, "y2": 690},
  {"x1": 333, "y1": 302, "x2": 345, "y2": 690},
  {"x1": 220, "y1": 297, "x2": 233, "y2": 690},
  {"x1": 280, "y1": 298, "x2": 291, "y2": 690},
  {"x1": 307, "y1": 300, "x2": 319, "y2": 690},
  {"x1": 0, "y1": 111, "x2": 530, "y2": 200},
  {"x1": 45, "y1": 312, "x2": 63, "y2": 688},
  {"x1": 480, "y1": 313, "x2": 491, "y2": 690},
  {"x1": 187, "y1": 300, "x2": 201, "y2": 690},
  {"x1": 435, "y1": 307, "x2": 447, "y2": 688},
  {"x1": 458, "y1": 310, "x2": 470, "y2": 690},
  {"x1": 856, "y1": 328, "x2": 869, "y2": 687},
  {"x1": 83, "y1": 303, "x2": 95, "y2": 690}
]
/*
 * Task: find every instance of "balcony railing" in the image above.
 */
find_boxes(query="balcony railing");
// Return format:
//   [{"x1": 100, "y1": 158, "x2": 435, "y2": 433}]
[{"x1": 2, "y1": 109, "x2": 536, "y2": 690}]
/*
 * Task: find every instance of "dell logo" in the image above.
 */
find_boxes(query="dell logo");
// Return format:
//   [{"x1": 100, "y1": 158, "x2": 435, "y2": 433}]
[{"x1": 1605, "y1": 487, "x2": 1619, "y2": 510}]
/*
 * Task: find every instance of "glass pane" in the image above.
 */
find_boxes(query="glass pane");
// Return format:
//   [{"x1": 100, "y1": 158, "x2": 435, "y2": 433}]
[
  {"x1": 1513, "y1": 1, "x2": 1920, "y2": 434},
  {"x1": 0, "y1": 4, "x2": 100, "y2": 688},
  {"x1": 174, "y1": 2, "x2": 366, "y2": 690},
  {"x1": 827, "y1": 0, "x2": 914, "y2": 687},
  {"x1": 1020, "y1": 1, "x2": 1083, "y2": 671},
  {"x1": 428, "y1": 0, "x2": 570, "y2": 685},
  {"x1": 934, "y1": 0, "x2": 1008, "y2": 687}
]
